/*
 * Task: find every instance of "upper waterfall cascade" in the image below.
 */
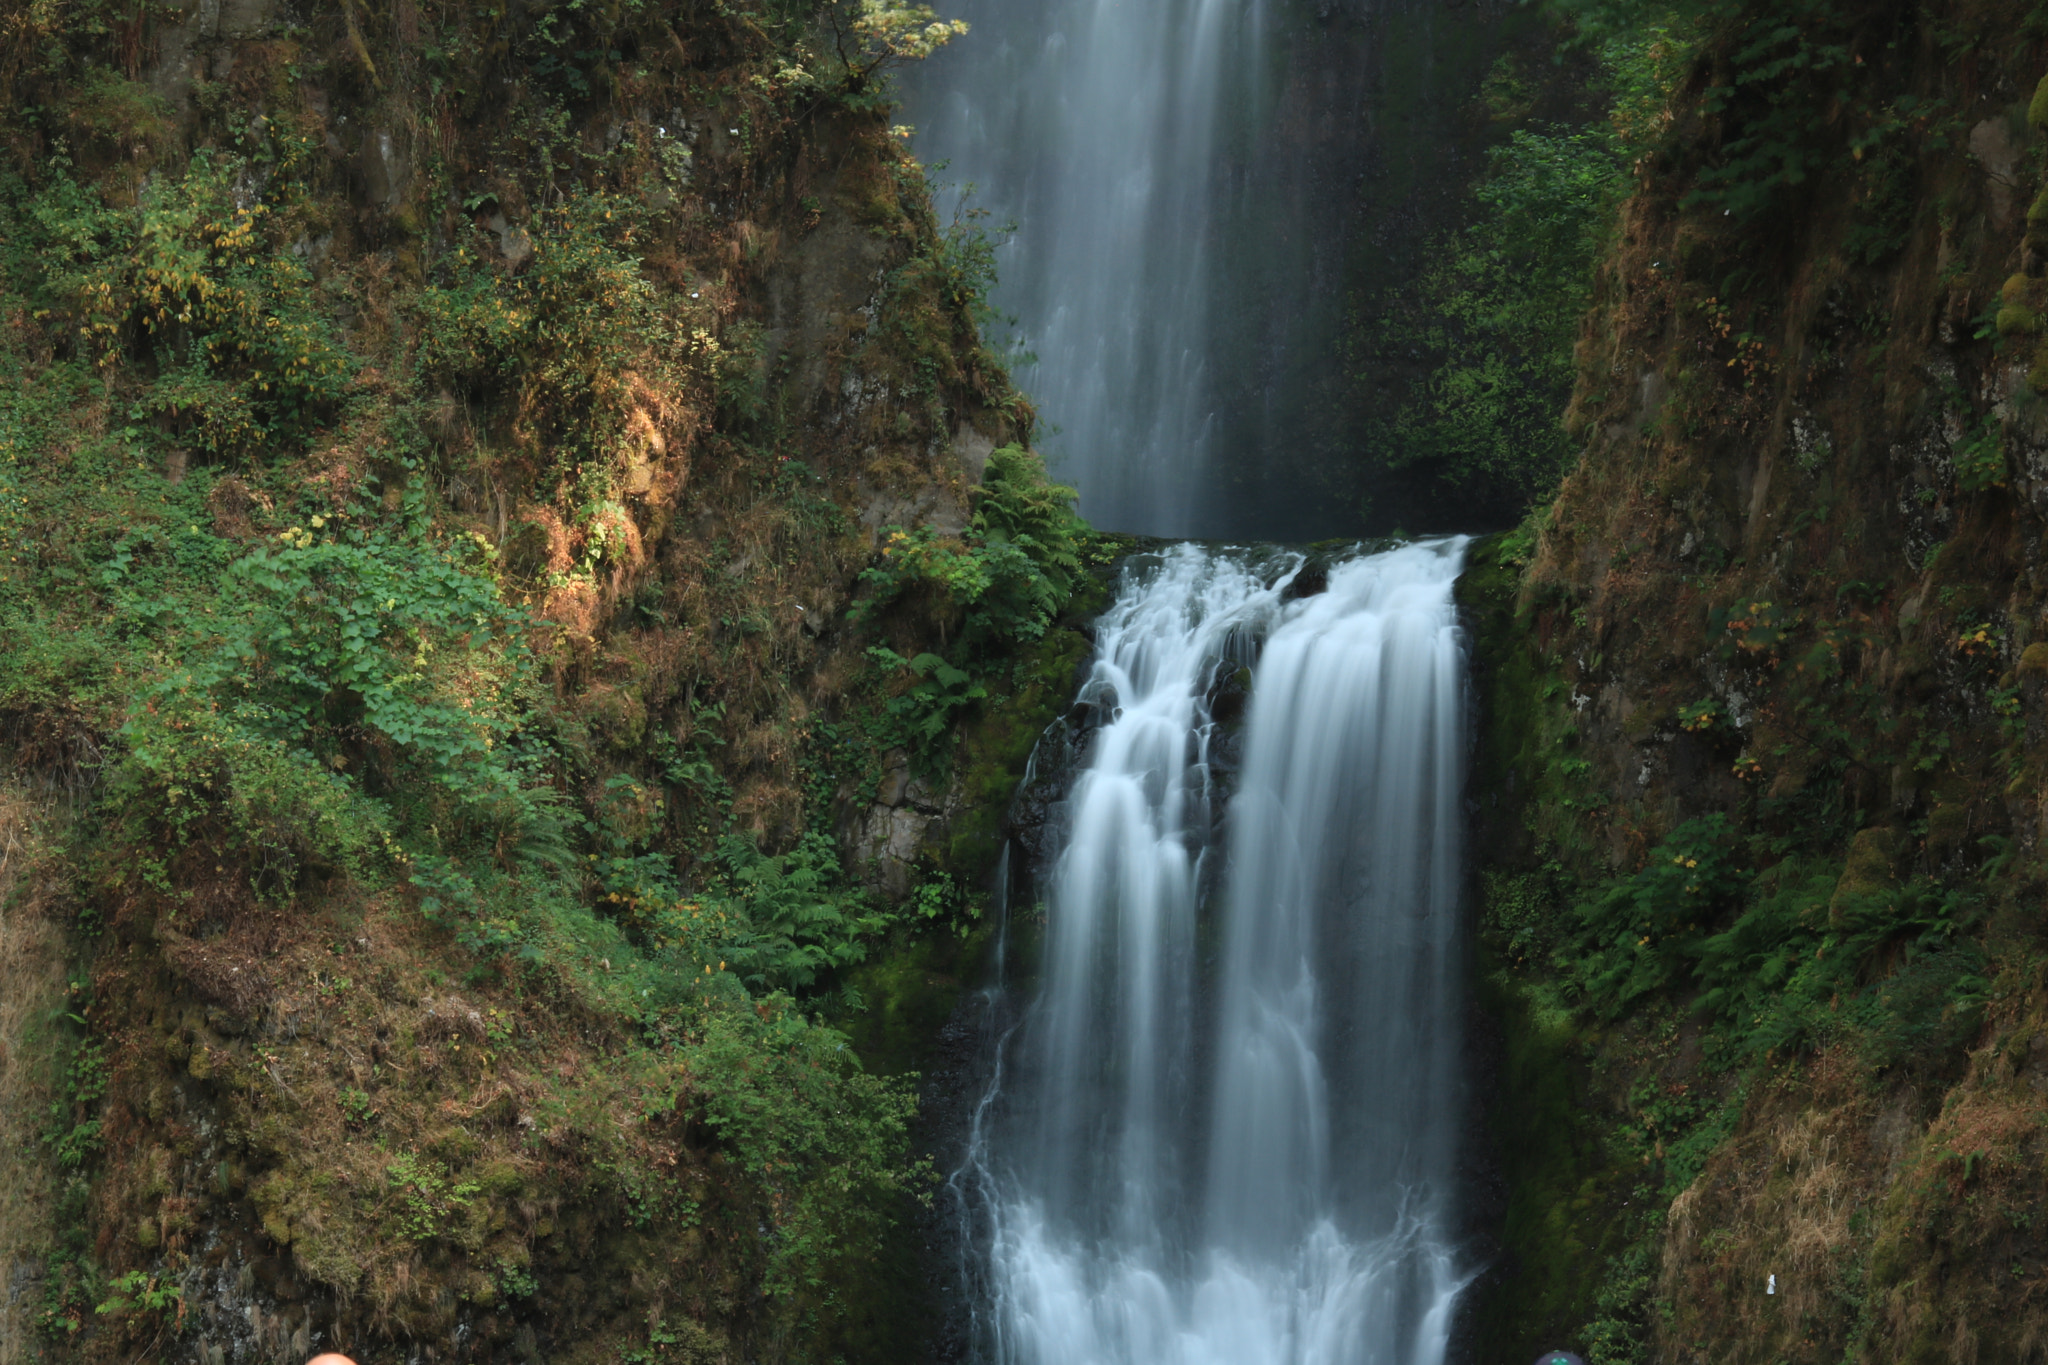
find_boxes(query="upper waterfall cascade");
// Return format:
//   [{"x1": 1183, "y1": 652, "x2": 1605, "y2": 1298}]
[
  {"x1": 955, "y1": 540, "x2": 1473, "y2": 1365},
  {"x1": 907, "y1": 0, "x2": 1266, "y2": 537}
]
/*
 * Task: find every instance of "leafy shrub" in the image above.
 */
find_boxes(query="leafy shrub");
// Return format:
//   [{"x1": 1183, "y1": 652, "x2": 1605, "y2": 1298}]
[
  {"x1": 681, "y1": 997, "x2": 923, "y2": 1295},
  {"x1": 856, "y1": 444, "x2": 1084, "y2": 657},
  {"x1": 93, "y1": 1269, "x2": 181, "y2": 1324},
  {"x1": 416, "y1": 194, "x2": 713, "y2": 491},
  {"x1": 1953, "y1": 409, "x2": 2008, "y2": 493},
  {"x1": 1575, "y1": 815, "x2": 1748, "y2": 1017},
  {"x1": 1558, "y1": 0, "x2": 1935, "y2": 223},
  {"x1": 1562, "y1": 822, "x2": 1989, "y2": 1068},
  {"x1": 164, "y1": 524, "x2": 551, "y2": 821},
  {"x1": 384, "y1": 1152, "x2": 482, "y2": 1242},
  {"x1": 1369, "y1": 125, "x2": 1628, "y2": 515},
  {"x1": 850, "y1": 446, "x2": 1084, "y2": 767},
  {"x1": 112, "y1": 701, "x2": 392, "y2": 893},
  {"x1": 970, "y1": 443, "x2": 1086, "y2": 613},
  {"x1": 1676, "y1": 698, "x2": 1722, "y2": 732},
  {"x1": 866, "y1": 647, "x2": 987, "y2": 764},
  {"x1": 20, "y1": 153, "x2": 351, "y2": 456},
  {"x1": 665, "y1": 833, "x2": 897, "y2": 992},
  {"x1": 93, "y1": 500, "x2": 575, "y2": 894}
]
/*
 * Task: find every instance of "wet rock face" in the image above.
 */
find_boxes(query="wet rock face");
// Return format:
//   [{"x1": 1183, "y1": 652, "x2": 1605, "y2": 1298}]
[
  {"x1": 843, "y1": 750, "x2": 958, "y2": 899},
  {"x1": 186, "y1": 1254, "x2": 332, "y2": 1365},
  {"x1": 1461, "y1": 13, "x2": 2048, "y2": 1362}
]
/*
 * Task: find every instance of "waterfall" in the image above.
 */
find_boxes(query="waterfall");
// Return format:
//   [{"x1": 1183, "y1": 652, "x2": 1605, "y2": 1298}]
[
  {"x1": 957, "y1": 539, "x2": 1472, "y2": 1365},
  {"x1": 906, "y1": 0, "x2": 1265, "y2": 537}
]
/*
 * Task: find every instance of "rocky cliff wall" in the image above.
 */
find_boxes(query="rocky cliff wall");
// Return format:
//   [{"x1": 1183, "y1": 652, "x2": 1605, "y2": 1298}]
[
  {"x1": 0, "y1": 0, "x2": 1067, "y2": 1361},
  {"x1": 1464, "y1": 3, "x2": 2048, "y2": 1360}
]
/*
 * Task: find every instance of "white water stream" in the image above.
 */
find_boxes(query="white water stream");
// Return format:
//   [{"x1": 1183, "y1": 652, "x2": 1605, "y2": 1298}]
[
  {"x1": 907, "y1": 0, "x2": 1266, "y2": 536},
  {"x1": 956, "y1": 540, "x2": 1472, "y2": 1365}
]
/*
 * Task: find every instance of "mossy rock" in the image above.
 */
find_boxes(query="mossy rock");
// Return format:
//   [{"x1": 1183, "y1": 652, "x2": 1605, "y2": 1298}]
[
  {"x1": 2000, "y1": 271, "x2": 2046, "y2": 312},
  {"x1": 942, "y1": 624, "x2": 1089, "y2": 878},
  {"x1": 475, "y1": 1157, "x2": 525, "y2": 1197},
  {"x1": 1997, "y1": 304, "x2": 2040, "y2": 337},
  {"x1": 837, "y1": 919, "x2": 991, "y2": 1077},
  {"x1": 1925, "y1": 801, "x2": 1972, "y2": 861},
  {"x1": 1829, "y1": 825, "x2": 1899, "y2": 923},
  {"x1": 2029, "y1": 72, "x2": 2048, "y2": 133},
  {"x1": 2017, "y1": 642, "x2": 2048, "y2": 680},
  {"x1": 1998, "y1": 274, "x2": 2042, "y2": 334}
]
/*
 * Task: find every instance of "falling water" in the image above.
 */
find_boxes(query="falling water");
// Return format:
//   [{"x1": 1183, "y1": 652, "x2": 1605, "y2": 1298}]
[
  {"x1": 957, "y1": 539, "x2": 1472, "y2": 1365},
  {"x1": 906, "y1": 0, "x2": 1265, "y2": 536}
]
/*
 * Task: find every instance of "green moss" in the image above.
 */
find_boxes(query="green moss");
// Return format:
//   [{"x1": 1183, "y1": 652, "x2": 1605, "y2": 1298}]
[
  {"x1": 1457, "y1": 528, "x2": 1644, "y2": 1356},
  {"x1": 1924, "y1": 802, "x2": 1971, "y2": 861},
  {"x1": 943, "y1": 624, "x2": 1088, "y2": 876},
  {"x1": 2028, "y1": 73, "x2": 2048, "y2": 132},
  {"x1": 837, "y1": 919, "x2": 991, "y2": 1078},
  {"x1": 1468, "y1": 968, "x2": 1640, "y2": 1360},
  {"x1": 1457, "y1": 526, "x2": 1603, "y2": 867},
  {"x1": 1996, "y1": 304, "x2": 2039, "y2": 336},
  {"x1": 1830, "y1": 825, "x2": 1900, "y2": 921}
]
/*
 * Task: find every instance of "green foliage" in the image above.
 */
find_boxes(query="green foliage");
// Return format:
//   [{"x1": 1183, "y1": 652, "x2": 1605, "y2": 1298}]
[
  {"x1": 99, "y1": 505, "x2": 565, "y2": 888},
  {"x1": 1554, "y1": 0, "x2": 1945, "y2": 223},
  {"x1": 94, "y1": 1269, "x2": 182, "y2": 1323},
  {"x1": 1713, "y1": 595, "x2": 1793, "y2": 656},
  {"x1": 0, "y1": 21, "x2": 1000, "y2": 1342},
  {"x1": 181, "y1": 529, "x2": 538, "y2": 799},
  {"x1": 660, "y1": 833, "x2": 897, "y2": 993},
  {"x1": 1721, "y1": 875, "x2": 1987, "y2": 1069},
  {"x1": 1686, "y1": 0, "x2": 1866, "y2": 218},
  {"x1": 112, "y1": 705, "x2": 393, "y2": 895},
  {"x1": 856, "y1": 445, "x2": 1084, "y2": 657},
  {"x1": 17, "y1": 152, "x2": 350, "y2": 456},
  {"x1": 909, "y1": 868, "x2": 978, "y2": 932},
  {"x1": 417, "y1": 193, "x2": 709, "y2": 488},
  {"x1": 653, "y1": 705, "x2": 734, "y2": 809},
  {"x1": 492, "y1": 1256, "x2": 538, "y2": 1301},
  {"x1": 42, "y1": 1031, "x2": 107, "y2": 1171},
  {"x1": 866, "y1": 648, "x2": 987, "y2": 764},
  {"x1": 850, "y1": 446, "x2": 1086, "y2": 765},
  {"x1": 1554, "y1": 823, "x2": 1989, "y2": 1068},
  {"x1": 1953, "y1": 406, "x2": 2009, "y2": 493},
  {"x1": 385, "y1": 1152, "x2": 482, "y2": 1242},
  {"x1": 1575, "y1": 816, "x2": 1749, "y2": 1017},
  {"x1": 1368, "y1": 123, "x2": 1628, "y2": 515},
  {"x1": 868, "y1": 182, "x2": 1022, "y2": 409},
  {"x1": 971, "y1": 444, "x2": 1086, "y2": 599},
  {"x1": 829, "y1": 0, "x2": 970, "y2": 95},
  {"x1": 339, "y1": 1087, "x2": 379, "y2": 1129},
  {"x1": 1676, "y1": 697, "x2": 1722, "y2": 731},
  {"x1": 681, "y1": 997, "x2": 924, "y2": 1296}
]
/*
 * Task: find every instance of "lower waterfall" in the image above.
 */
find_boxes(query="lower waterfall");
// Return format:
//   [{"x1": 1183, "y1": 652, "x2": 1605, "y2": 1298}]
[{"x1": 956, "y1": 538, "x2": 1472, "y2": 1365}]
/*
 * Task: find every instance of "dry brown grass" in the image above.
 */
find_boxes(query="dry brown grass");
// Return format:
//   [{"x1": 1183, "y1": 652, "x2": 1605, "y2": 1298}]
[
  {"x1": 1657, "y1": 1051, "x2": 1891, "y2": 1364},
  {"x1": 0, "y1": 784, "x2": 63, "y2": 1365}
]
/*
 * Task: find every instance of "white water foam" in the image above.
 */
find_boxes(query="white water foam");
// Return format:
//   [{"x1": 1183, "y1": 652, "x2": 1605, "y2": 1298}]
[{"x1": 957, "y1": 540, "x2": 1472, "y2": 1365}]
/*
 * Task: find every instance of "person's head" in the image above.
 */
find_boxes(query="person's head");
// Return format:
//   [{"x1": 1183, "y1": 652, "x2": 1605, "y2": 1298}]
[{"x1": 306, "y1": 1355, "x2": 359, "y2": 1365}]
